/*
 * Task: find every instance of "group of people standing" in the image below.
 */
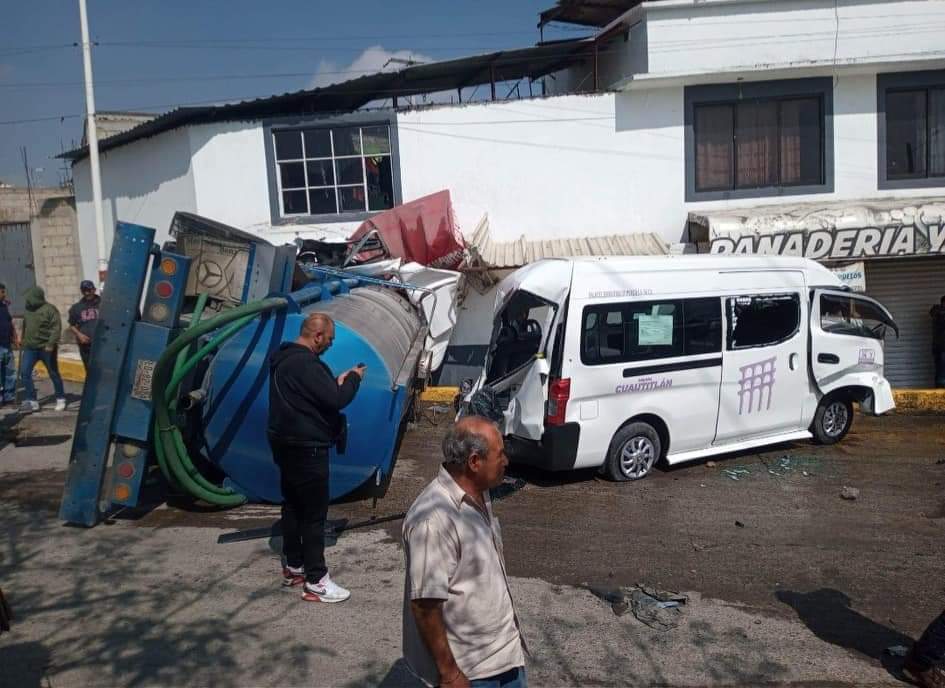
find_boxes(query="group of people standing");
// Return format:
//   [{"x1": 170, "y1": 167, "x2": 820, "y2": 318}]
[{"x1": 0, "y1": 279, "x2": 100, "y2": 411}]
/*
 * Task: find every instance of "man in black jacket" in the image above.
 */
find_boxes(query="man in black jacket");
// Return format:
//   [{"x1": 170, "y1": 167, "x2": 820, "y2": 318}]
[{"x1": 268, "y1": 312, "x2": 365, "y2": 603}]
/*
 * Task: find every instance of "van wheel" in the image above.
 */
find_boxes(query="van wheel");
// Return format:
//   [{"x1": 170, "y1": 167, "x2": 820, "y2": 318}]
[
  {"x1": 605, "y1": 422, "x2": 661, "y2": 482},
  {"x1": 811, "y1": 396, "x2": 853, "y2": 444}
]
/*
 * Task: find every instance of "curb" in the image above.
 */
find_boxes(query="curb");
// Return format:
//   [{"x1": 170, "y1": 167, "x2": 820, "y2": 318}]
[
  {"x1": 29, "y1": 360, "x2": 945, "y2": 414},
  {"x1": 33, "y1": 357, "x2": 85, "y2": 384},
  {"x1": 891, "y1": 389, "x2": 945, "y2": 413}
]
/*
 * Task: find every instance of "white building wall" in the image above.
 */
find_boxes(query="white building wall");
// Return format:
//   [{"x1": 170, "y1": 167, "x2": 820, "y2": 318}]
[
  {"x1": 396, "y1": 94, "x2": 691, "y2": 243},
  {"x1": 73, "y1": 126, "x2": 197, "y2": 281},
  {"x1": 645, "y1": 0, "x2": 945, "y2": 77},
  {"x1": 187, "y1": 121, "x2": 361, "y2": 246},
  {"x1": 188, "y1": 122, "x2": 270, "y2": 229}
]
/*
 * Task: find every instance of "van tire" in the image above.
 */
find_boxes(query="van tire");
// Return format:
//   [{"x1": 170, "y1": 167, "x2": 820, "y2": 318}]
[
  {"x1": 604, "y1": 422, "x2": 662, "y2": 482},
  {"x1": 811, "y1": 396, "x2": 854, "y2": 445}
]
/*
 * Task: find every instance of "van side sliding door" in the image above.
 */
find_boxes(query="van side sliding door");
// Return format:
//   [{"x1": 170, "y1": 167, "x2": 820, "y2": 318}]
[{"x1": 714, "y1": 289, "x2": 809, "y2": 444}]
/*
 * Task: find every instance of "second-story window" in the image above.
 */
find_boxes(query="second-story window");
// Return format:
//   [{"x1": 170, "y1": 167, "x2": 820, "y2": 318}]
[
  {"x1": 885, "y1": 87, "x2": 945, "y2": 180},
  {"x1": 685, "y1": 78, "x2": 833, "y2": 201},
  {"x1": 694, "y1": 97, "x2": 824, "y2": 192}
]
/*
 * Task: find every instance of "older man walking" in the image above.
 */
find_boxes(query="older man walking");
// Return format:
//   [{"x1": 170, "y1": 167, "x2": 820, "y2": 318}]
[{"x1": 402, "y1": 416, "x2": 527, "y2": 688}]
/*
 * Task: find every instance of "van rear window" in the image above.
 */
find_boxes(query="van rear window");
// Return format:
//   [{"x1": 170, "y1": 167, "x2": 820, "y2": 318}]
[{"x1": 581, "y1": 298, "x2": 721, "y2": 365}]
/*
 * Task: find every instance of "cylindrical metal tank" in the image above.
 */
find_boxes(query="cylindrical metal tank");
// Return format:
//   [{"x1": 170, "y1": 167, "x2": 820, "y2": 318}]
[{"x1": 200, "y1": 284, "x2": 424, "y2": 502}]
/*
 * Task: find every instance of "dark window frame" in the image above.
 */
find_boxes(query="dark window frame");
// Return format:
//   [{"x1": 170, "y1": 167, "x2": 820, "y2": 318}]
[
  {"x1": 264, "y1": 112, "x2": 403, "y2": 225},
  {"x1": 684, "y1": 78, "x2": 834, "y2": 202},
  {"x1": 877, "y1": 69, "x2": 945, "y2": 190},
  {"x1": 725, "y1": 293, "x2": 801, "y2": 351},
  {"x1": 580, "y1": 297, "x2": 722, "y2": 366}
]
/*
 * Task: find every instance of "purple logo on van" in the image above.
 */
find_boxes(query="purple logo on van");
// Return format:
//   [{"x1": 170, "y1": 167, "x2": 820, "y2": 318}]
[{"x1": 738, "y1": 357, "x2": 777, "y2": 415}]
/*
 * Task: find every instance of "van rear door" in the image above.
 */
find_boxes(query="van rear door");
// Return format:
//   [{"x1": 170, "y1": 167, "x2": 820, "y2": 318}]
[
  {"x1": 809, "y1": 289, "x2": 899, "y2": 413},
  {"x1": 465, "y1": 261, "x2": 572, "y2": 439}
]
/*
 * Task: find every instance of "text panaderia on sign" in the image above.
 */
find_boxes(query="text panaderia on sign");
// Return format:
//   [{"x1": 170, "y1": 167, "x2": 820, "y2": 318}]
[{"x1": 710, "y1": 223, "x2": 945, "y2": 260}]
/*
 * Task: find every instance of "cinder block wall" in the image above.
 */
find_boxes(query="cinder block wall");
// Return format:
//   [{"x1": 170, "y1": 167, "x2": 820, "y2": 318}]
[{"x1": 0, "y1": 187, "x2": 84, "y2": 342}]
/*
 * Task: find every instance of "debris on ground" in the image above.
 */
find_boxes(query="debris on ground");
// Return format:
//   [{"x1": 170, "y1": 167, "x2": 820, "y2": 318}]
[
  {"x1": 840, "y1": 486, "x2": 860, "y2": 501},
  {"x1": 735, "y1": 520, "x2": 746, "y2": 528},
  {"x1": 885, "y1": 645, "x2": 910, "y2": 657},
  {"x1": 586, "y1": 584, "x2": 688, "y2": 629},
  {"x1": 490, "y1": 477, "x2": 526, "y2": 502},
  {"x1": 764, "y1": 455, "x2": 821, "y2": 478},
  {"x1": 723, "y1": 467, "x2": 751, "y2": 481},
  {"x1": 706, "y1": 461, "x2": 717, "y2": 468}
]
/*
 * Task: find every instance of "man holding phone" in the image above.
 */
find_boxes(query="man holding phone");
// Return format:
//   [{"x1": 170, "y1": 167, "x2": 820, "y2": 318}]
[{"x1": 267, "y1": 312, "x2": 365, "y2": 603}]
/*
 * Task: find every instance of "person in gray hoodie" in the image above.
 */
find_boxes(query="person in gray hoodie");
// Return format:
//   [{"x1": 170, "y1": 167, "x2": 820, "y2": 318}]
[{"x1": 19, "y1": 286, "x2": 65, "y2": 412}]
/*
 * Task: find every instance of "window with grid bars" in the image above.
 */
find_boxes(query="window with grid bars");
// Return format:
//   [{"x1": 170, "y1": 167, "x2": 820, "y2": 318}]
[{"x1": 272, "y1": 124, "x2": 394, "y2": 217}]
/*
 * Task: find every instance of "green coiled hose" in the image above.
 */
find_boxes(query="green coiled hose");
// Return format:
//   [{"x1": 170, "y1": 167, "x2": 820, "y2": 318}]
[{"x1": 151, "y1": 296, "x2": 288, "y2": 506}]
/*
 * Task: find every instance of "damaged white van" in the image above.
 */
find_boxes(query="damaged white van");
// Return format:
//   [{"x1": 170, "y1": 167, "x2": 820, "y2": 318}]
[{"x1": 461, "y1": 256, "x2": 899, "y2": 481}]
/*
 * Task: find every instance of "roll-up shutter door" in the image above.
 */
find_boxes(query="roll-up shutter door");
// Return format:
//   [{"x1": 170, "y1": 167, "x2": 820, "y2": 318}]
[{"x1": 865, "y1": 256, "x2": 945, "y2": 388}]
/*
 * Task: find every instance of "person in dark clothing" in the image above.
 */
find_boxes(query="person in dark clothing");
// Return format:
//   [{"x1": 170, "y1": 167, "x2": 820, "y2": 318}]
[
  {"x1": 931, "y1": 296, "x2": 945, "y2": 388},
  {"x1": 0, "y1": 283, "x2": 20, "y2": 406},
  {"x1": 268, "y1": 312, "x2": 365, "y2": 603},
  {"x1": 904, "y1": 610, "x2": 945, "y2": 687},
  {"x1": 67, "y1": 280, "x2": 101, "y2": 370}
]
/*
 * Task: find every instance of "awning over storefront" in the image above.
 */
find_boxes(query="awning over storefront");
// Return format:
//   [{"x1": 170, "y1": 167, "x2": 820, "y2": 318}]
[
  {"x1": 689, "y1": 197, "x2": 945, "y2": 262},
  {"x1": 468, "y1": 215, "x2": 668, "y2": 270}
]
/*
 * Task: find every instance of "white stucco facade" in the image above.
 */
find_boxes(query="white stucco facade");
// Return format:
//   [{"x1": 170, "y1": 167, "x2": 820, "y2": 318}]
[{"x1": 71, "y1": 0, "x2": 945, "y2": 282}]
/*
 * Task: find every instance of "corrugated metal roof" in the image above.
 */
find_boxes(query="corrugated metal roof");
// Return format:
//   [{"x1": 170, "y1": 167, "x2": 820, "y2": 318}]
[
  {"x1": 468, "y1": 215, "x2": 668, "y2": 269},
  {"x1": 61, "y1": 39, "x2": 594, "y2": 162},
  {"x1": 539, "y1": 0, "x2": 643, "y2": 28}
]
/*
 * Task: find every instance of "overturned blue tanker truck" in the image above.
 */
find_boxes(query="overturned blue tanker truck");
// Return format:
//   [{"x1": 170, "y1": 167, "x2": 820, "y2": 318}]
[{"x1": 59, "y1": 213, "x2": 460, "y2": 526}]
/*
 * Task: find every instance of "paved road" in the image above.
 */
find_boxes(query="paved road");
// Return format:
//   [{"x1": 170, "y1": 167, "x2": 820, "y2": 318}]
[{"x1": 1, "y1": 387, "x2": 943, "y2": 686}]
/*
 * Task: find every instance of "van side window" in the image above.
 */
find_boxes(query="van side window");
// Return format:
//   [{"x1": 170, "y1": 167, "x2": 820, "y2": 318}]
[
  {"x1": 685, "y1": 298, "x2": 722, "y2": 354},
  {"x1": 820, "y1": 293, "x2": 892, "y2": 340},
  {"x1": 726, "y1": 293, "x2": 800, "y2": 350}
]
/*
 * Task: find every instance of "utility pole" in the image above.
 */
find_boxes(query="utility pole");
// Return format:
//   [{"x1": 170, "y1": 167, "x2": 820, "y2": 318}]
[{"x1": 78, "y1": 0, "x2": 107, "y2": 286}]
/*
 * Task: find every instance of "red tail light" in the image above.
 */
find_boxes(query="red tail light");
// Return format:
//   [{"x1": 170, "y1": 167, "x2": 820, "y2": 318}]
[{"x1": 546, "y1": 378, "x2": 571, "y2": 426}]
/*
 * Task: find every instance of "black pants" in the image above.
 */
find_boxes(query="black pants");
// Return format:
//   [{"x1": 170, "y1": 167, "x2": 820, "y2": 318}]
[
  {"x1": 914, "y1": 609, "x2": 945, "y2": 668},
  {"x1": 271, "y1": 442, "x2": 330, "y2": 583},
  {"x1": 935, "y1": 350, "x2": 945, "y2": 388},
  {"x1": 79, "y1": 344, "x2": 91, "y2": 370}
]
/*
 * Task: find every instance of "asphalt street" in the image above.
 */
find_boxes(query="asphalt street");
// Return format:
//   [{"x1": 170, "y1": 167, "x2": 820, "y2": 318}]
[{"x1": 0, "y1": 383, "x2": 943, "y2": 686}]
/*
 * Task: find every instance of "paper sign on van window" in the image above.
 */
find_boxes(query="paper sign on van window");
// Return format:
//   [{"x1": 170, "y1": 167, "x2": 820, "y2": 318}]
[{"x1": 635, "y1": 314, "x2": 674, "y2": 345}]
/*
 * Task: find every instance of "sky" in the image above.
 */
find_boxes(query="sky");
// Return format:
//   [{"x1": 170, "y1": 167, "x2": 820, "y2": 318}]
[{"x1": 0, "y1": 0, "x2": 588, "y2": 187}]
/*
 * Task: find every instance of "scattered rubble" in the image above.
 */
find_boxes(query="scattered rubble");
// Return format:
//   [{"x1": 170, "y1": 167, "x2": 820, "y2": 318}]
[
  {"x1": 840, "y1": 486, "x2": 860, "y2": 501},
  {"x1": 587, "y1": 584, "x2": 688, "y2": 629}
]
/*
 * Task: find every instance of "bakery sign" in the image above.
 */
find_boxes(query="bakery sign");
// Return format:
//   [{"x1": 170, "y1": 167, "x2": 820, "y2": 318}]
[{"x1": 694, "y1": 199, "x2": 945, "y2": 261}]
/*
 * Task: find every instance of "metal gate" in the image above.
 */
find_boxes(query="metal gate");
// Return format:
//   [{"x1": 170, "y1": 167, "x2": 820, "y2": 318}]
[
  {"x1": 0, "y1": 222, "x2": 37, "y2": 316},
  {"x1": 865, "y1": 256, "x2": 945, "y2": 388}
]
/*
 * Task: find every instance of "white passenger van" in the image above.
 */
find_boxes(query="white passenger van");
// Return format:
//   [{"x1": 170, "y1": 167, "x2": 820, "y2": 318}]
[{"x1": 461, "y1": 256, "x2": 899, "y2": 481}]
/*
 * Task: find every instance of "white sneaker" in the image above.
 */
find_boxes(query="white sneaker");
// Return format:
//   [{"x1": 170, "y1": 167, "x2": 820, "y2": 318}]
[
  {"x1": 301, "y1": 574, "x2": 350, "y2": 603},
  {"x1": 54, "y1": 398, "x2": 67, "y2": 411},
  {"x1": 19, "y1": 400, "x2": 40, "y2": 413}
]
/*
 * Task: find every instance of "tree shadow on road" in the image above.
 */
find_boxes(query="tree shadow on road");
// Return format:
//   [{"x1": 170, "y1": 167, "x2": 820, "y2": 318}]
[
  {"x1": 776, "y1": 588, "x2": 912, "y2": 679},
  {"x1": 0, "y1": 502, "x2": 329, "y2": 687}
]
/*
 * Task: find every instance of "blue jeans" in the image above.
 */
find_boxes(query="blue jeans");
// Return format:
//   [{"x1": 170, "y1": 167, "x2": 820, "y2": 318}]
[
  {"x1": 469, "y1": 667, "x2": 526, "y2": 688},
  {"x1": 20, "y1": 347, "x2": 64, "y2": 401},
  {"x1": 0, "y1": 346, "x2": 14, "y2": 402}
]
